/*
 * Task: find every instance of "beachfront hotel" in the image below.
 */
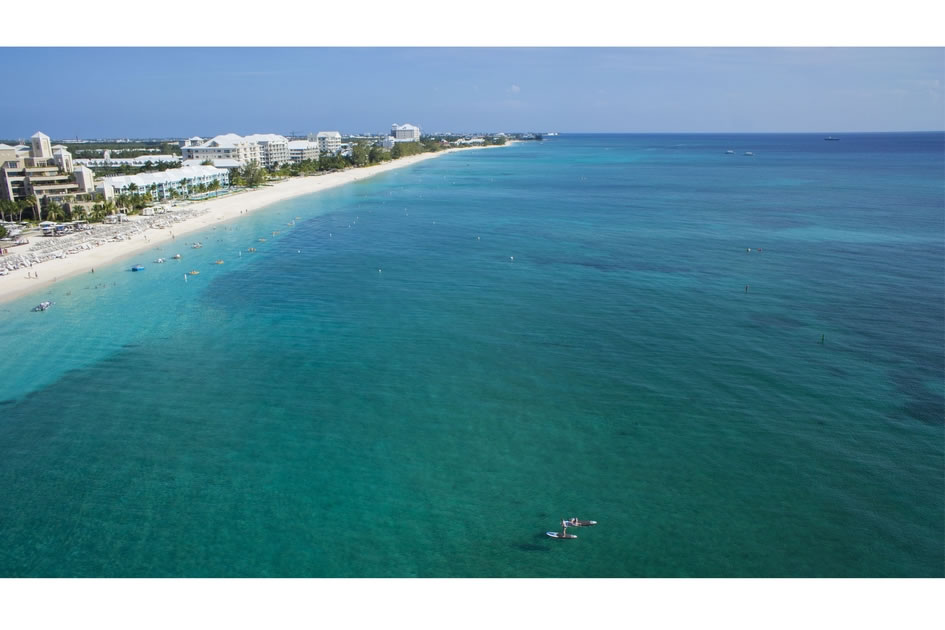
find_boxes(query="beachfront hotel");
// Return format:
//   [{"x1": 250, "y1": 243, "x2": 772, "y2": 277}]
[
  {"x1": 1, "y1": 131, "x2": 96, "y2": 208},
  {"x1": 181, "y1": 134, "x2": 262, "y2": 166},
  {"x1": 181, "y1": 133, "x2": 294, "y2": 168},
  {"x1": 101, "y1": 164, "x2": 229, "y2": 200},
  {"x1": 243, "y1": 134, "x2": 291, "y2": 168},
  {"x1": 311, "y1": 131, "x2": 342, "y2": 154},
  {"x1": 287, "y1": 140, "x2": 320, "y2": 163},
  {"x1": 391, "y1": 123, "x2": 421, "y2": 142}
]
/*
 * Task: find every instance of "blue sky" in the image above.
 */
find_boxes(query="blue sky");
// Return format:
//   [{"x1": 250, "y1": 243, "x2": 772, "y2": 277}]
[{"x1": 1, "y1": 47, "x2": 942, "y2": 139}]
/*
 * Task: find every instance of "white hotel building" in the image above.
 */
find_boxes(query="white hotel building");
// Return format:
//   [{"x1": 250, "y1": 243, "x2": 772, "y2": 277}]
[
  {"x1": 310, "y1": 131, "x2": 342, "y2": 154},
  {"x1": 287, "y1": 140, "x2": 320, "y2": 163},
  {"x1": 181, "y1": 134, "x2": 262, "y2": 166},
  {"x1": 102, "y1": 164, "x2": 229, "y2": 200},
  {"x1": 243, "y1": 134, "x2": 290, "y2": 168},
  {"x1": 391, "y1": 123, "x2": 421, "y2": 142}
]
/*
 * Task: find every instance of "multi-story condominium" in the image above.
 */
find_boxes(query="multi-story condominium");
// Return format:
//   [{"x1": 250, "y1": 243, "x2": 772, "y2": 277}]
[
  {"x1": 102, "y1": 164, "x2": 228, "y2": 200},
  {"x1": 244, "y1": 133, "x2": 291, "y2": 167},
  {"x1": 287, "y1": 140, "x2": 320, "y2": 163},
  {"x1": 378, "y1": 136, "x2": 396, "y2": 150},
  {"x1": 391, "y1": 123, "x2": 421, "y2": 142},
  {"x1": 180, "y1": 133, "x2": 262, "y2": 166},
  {"x1": 311, "y1": 131, "x2": 342, "y2": 154},
  {"x1": 0, "y1": 131, "x2": 96, "y2": 207}
]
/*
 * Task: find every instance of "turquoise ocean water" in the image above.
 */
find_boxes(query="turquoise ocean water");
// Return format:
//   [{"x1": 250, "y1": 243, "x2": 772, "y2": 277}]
[{"x1": 0, "y1": 134, "x2": 942, "y2": 577}]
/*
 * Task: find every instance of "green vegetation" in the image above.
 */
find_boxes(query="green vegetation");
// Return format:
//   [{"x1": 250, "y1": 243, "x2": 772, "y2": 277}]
[
  {"x1": 62, "y1": 141, "x2": 182, "y2": 159},
  {"x1": 87, "y1": 160, "x2": 180, "y2": 177},
  {"x1": 230, "y1": 161, "x2": 267, "y2": 188}
]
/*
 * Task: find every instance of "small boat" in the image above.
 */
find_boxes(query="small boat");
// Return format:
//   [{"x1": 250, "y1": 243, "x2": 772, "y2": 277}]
[
  {"x1": 257, "y1": 238, "x2": 266, "y2": 242},
  {"x1": 248, "y1": 247, "x2": 256, "y2": 252},
  {"x1": 32, "y1": 301, "x2": 53, "y2": 312},
  {"x1": 154, "y1": 258, "x2": 165, "y2": 263},
  {"x1": 192, "y1": 242, "x2": 203, "y2": 249},
  {"x1": 824, "y1": 136, "x2": 840, "y2": 141},
  {"x1": 188, "y1": 270, "x2": 200, "y2": 276},
  {"x1": 172, "y1": 254, "x2": 182, "y2": 259},
  {"x1": 744, "y1": 151, "x2": 754, "y2": 156},
  {"x1": 131, "y1": 265, "x2": 145, "y2": 272},
  {"x1": 214, "y1": 260, "x2": 224, "y2": 265},
  {"x1": 725, "y1": 150, "x2": 735, "y2": 154},
  {"x1": 546, "y1": 531, "x2": 577, "y2": 539}
]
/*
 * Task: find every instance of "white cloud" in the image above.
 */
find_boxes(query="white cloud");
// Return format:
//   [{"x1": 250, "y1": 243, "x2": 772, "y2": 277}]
[{"x1": 508, "y1": 84, "x2": 521, "y2": 94}]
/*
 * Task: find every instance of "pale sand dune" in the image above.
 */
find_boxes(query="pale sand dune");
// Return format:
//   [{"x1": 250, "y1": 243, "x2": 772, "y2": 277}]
[{"x1": 0, "y1": 144, "x2": 509, "y2": 305}]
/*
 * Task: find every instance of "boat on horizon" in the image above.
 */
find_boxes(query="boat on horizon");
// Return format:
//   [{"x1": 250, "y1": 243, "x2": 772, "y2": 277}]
[
  {"x1": 725, "y1": 150, "x2": 735, "y2": 154},
  {"x1": 824, "y1": 136, "x2": 840, "y2": 141},
  {"x1": 131, "y1": 265, "x2": 145, "y2": 272},
  {"x1": 32, "y1": 301, "x2": 52, "y2": 312},
  {"x1": 744, "y1": 151, "x2": 754, "y2": 156}
]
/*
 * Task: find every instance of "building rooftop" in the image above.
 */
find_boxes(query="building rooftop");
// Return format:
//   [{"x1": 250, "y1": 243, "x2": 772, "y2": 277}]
[
  {"x1": 200, "y1": 133, "x2": 247, "y2": 148},
  {"x1": 316, "y1": 131, "x2": 342, "y2": 139},
  {"x1": 287, "y1": 140, "x2": 319, "y2": 149},
  {"x1": 244, "y1": 133, "x2": 288, "y2": 143},
  {"x1": 103, "y1": 164, "x2": 227, "y2": 188},
  {"x1": 31, "y1": 131, "x2": 50, "y2": 140}
]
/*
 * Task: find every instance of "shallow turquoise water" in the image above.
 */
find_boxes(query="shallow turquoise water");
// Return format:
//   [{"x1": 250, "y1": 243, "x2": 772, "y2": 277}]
[{"x1": 0, "y1": 134, "x2": 942, "y2": 576}]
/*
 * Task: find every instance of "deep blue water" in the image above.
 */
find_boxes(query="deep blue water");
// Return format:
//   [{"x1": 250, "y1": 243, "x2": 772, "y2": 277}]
[{"x1": 0, "y1": 133, "x2": 942, "y2": 576}]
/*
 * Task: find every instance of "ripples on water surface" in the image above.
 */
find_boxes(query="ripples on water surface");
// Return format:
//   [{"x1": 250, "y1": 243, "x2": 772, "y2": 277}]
[{"x1": 0, "y1": 133, "x2": 942, "y2": 576}]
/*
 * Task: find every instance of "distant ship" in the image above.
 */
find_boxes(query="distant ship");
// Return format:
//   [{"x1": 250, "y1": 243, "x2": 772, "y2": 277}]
[
  {"x1": 545, "y1": 132, "x2": 559, "y2": 136},
  {"x1": 824, "y1": 136, "x2": 840, "y2": 141}
]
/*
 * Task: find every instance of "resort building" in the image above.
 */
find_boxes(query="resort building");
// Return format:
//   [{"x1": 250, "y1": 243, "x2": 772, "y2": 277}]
[
  {"x1": 311, "y1": 131, "x2": 342, "y2": 154},
  {"x1": 391, "y1": 123, "x2": 421, "y2": 142},
  {"x1": 76, "y1": 155, "x2": 181, "y2": 168},
  {"x1": 287, "y1": 140, "x2": 320, "y2": 163},
  {"x1": 0, "y1": 132, "x2": 96, "y2": 208},
  {"x1": 378, "y1": 136, "x2": 395, "y2": 150},
  {"x1": 181, "y1": 133, "x2": 262, "y2": 166},
  {"x1": 243, "y1": 133, "x2": 291, "y2": 168},
  {"x1": 101, "y1": 164, "x2": 228, "y2": 200}
]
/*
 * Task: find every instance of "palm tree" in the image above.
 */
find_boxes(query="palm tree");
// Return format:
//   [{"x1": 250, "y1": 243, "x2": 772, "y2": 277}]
[
  {"x1": 46, "y1": 201, "x2": 66, "y2": 222},
  {"x1": 28, "y1": 195, "x2": 41, "y2": 222}
]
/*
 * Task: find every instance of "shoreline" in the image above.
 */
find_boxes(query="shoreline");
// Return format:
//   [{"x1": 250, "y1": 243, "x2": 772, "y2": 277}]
[{"x1": 0, "y1": 143, "x2": 512, "y2": 305}]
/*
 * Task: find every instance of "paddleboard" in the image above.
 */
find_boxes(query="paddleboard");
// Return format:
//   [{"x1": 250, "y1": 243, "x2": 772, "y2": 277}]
[
  {"x1": 568, "y1": 520, "x2": 597, "y2": 527},
  {"x1": 546, "y1": 531, "x2": 577, "y2": 539}
]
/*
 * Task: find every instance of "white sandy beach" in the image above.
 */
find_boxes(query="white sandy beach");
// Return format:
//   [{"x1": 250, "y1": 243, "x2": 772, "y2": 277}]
[{"x1": 0, "y1": 144, "x2": 509, "y2": 305}]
